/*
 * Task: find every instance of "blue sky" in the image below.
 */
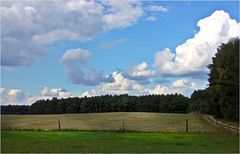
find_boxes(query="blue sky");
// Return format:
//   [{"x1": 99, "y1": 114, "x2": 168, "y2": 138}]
[{"x1": 1, "y1": 0, "x2": 239, "y2": 105}]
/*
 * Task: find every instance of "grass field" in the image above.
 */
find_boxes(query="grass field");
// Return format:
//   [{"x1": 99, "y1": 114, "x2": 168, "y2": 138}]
[
  {"x1": 1, "y1": 112, "x2": 222, "y2": 132},
  {"x1": 2, "y1": 112, "x2": 238, "y2": 153},
  {"x1": 1, "y1": 130, "x2": 239, "y2": 153}
]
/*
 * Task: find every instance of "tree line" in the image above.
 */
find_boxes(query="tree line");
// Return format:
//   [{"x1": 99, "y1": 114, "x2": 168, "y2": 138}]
[
  {"x1": 1, "y1": 94, "x2": 190, "y2": 114},
  {"x1": 190, "y1": 38, "x2": 239, "y2": 122}
]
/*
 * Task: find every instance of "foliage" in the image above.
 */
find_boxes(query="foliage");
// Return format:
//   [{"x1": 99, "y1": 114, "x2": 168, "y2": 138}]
[
  {"x1": 208, "y1": 38, "x2": 239, "y2": 121},
  {"x1": 1, "y1": 94, "x2": 190, "y2": 114},
  {"x1": 190, "y1": 38, "x2": 239, "y2": 122},
  {"x1": 190, "y1": 89, "x2": 210, "y2": 114},
  {"x1": 1, "y1": 105, "x2": 30, "y2": 114}
]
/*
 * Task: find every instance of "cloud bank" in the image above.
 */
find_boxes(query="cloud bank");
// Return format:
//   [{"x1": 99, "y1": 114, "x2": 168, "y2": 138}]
[
  {"x1": 1, "y1": 0, "x2": 167, "y2": 67},
  {"x1": 81, "y1": 72, "x2": 197, "y2": 97},
  {"x1": 0, "y1": 87, "x2": 72, "y2": 105}
]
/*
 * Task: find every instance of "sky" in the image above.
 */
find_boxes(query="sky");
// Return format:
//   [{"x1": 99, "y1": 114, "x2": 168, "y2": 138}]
[{"x1": 1, "y1": 0, "x2": 239, "y2": 105}]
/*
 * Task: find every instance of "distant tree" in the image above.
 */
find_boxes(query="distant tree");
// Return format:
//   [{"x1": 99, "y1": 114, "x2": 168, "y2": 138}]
[
  {"x1": 30, "y1": 100, "x2": 46, "y2": 114},
  {"x1": 56, "y1": 98, "x2": 66, "y2": 114},
  {"x1": 80, "y1": 99, "x2": 89, "y2": 113},
  {"x1": 190, "y1": 90, "x2": 209, "y2": 113},
  {"x1": 45, "y1": 99, "x2": 56, "y2": 114},
  {"x1": 1, "y1": 105, "x2": 30, "y2": 114}
]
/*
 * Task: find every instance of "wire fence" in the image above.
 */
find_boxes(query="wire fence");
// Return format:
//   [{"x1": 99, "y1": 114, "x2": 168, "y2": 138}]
[
  {"x1": 203, "y1": 115, "x2": 239, "y2": 134},
  {"x1": 55, "y1": 119, "x2": 190, "y2": 132},
  {"x1": 2, "y1": 113, "x2": 239, "y2": 133}
]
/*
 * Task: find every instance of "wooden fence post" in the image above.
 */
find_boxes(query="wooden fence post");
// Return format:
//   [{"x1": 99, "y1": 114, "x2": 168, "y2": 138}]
[
  {"x1": 58, "y1": 119, "x2": 61, "y2": 131},
  {"x1": 122, "y1": 120, "x2": 125, "y2": 132},
  {"x1": 185, "y1": 119, "x2": 188, "y2": 133}
]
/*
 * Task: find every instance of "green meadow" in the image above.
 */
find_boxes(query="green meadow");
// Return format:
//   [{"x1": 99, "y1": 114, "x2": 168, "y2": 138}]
[{"x1": 2, "y1": 130, "x2": 239, "y2": 153}]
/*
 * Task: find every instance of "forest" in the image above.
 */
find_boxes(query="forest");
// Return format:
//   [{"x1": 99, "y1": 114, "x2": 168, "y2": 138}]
[
  {"x1": 1, "y1": 94, "x2": 190, "y2": 114},
  {"x1": 1, "y1": 38, "x2": 239, "y2": 122}
]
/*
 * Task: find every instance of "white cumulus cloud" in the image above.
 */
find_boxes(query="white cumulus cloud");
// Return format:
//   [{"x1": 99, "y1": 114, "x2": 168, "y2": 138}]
[
  {"x1": 0, "y1": 87, "x2": 72, "y2": 105},
  {"x1": 81, "y1": 72, "x2": 196, "y2": 97},
  {"x1": 40, "y1": 86, "x2": 71, "y2": 98},
  {"x1": 1, "y1": 88, "x2": 27, "y2": 105},
  {"x1": 60, "y1": 48, "x2": 91, "y2": 65},
  {"x1": 149, "y1": 79, "x2": 197, "y2": 96},
  {"x1": 154, "y1": 10, "x2": 240, "y2": 77},
  {"x1": 171, "y1": 79, "x2": 189, "y2": 88},
  {"x1": 145, "y1": 5, "x2": 169, "y2": 12},
  {"x1": 146, "y1": 16, "x2": 157, "y2": 21},
  {"x1": 123, "y1": 62, "x2": 156, "y2": 81},
  {"x1": 60, "y1": 48, "x2": 113, "y2": 86},
  {"x1": 81, "y1": 72, "x2": 146, "y2": 97},
  {"x1": 101, "y1": 0, "x2": 144, "y2": 30}
]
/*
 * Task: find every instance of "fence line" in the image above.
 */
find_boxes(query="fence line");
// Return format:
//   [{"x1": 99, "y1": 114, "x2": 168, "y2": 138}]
[{"x1": 203, "y1": 115, "x2": 239, "y2": 134}]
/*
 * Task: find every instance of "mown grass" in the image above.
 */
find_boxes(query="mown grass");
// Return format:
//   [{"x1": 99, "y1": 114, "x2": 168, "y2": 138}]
[
  {"x1": 1, "y1": 130, "x2": 239, "y2": 153},
  {"x1": 1, "y1": 112, "x2": 222, "y2": 132}
]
